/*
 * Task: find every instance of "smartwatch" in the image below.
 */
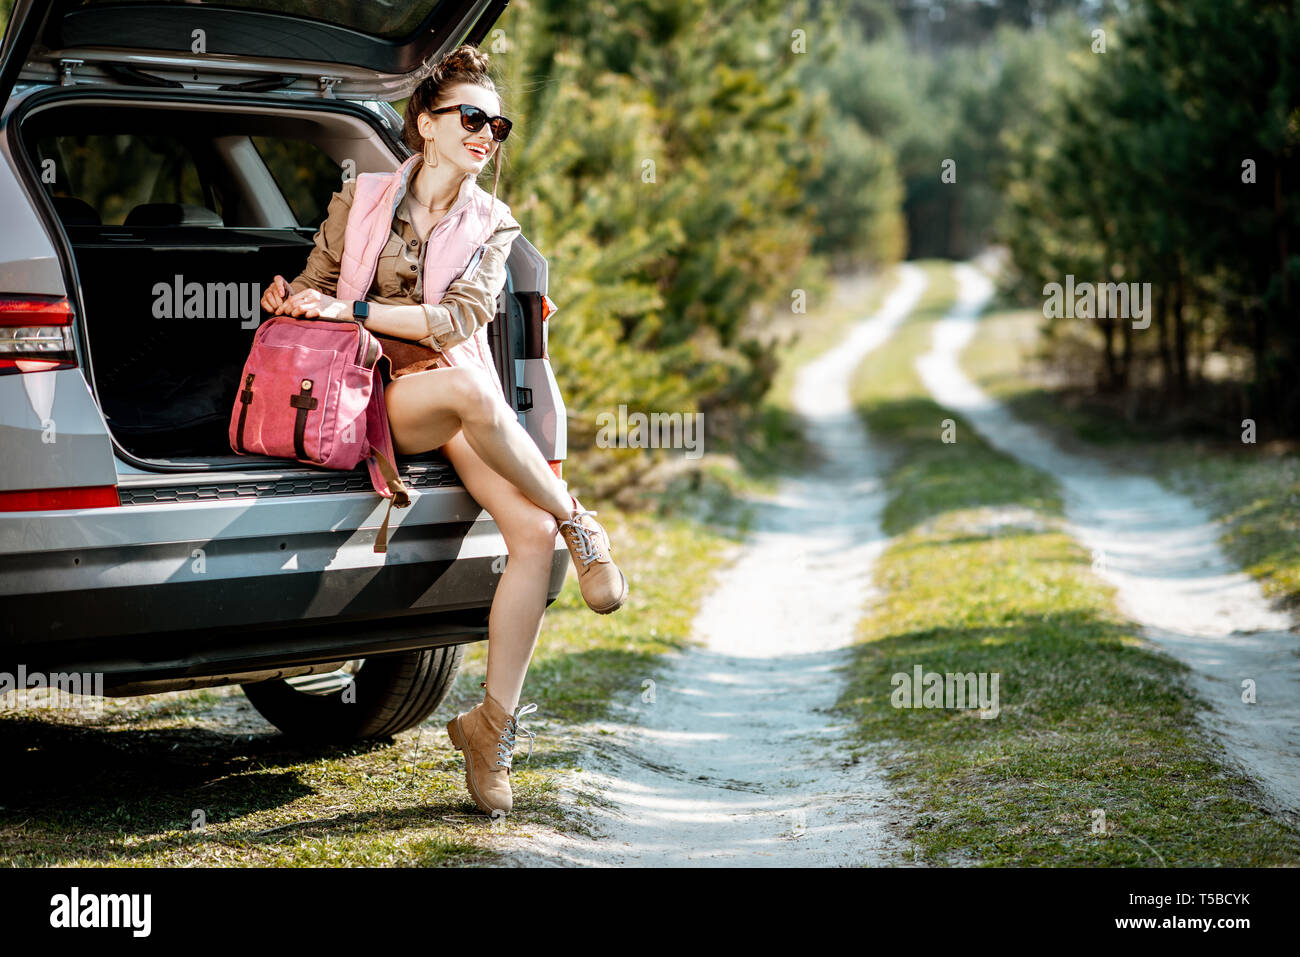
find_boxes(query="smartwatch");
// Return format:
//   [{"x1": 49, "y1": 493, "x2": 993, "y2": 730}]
[{"x1": 352, "y1": 300, "x2": 370, "y2": 321}]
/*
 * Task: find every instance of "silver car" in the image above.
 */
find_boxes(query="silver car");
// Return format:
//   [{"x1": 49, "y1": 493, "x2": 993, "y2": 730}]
[{"x1": 0, "y1": 0, "x2": 570, "y2": 739}]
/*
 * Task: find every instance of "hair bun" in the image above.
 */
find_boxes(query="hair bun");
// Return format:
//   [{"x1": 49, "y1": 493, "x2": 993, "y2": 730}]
[{"x1": 439, "y1": 45, "x2": 490, "y2": 75}]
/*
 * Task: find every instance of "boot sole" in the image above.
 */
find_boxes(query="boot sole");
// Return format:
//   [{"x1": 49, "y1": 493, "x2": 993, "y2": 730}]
[
  {"x1": 587, "y1": 567, "x2": 629, "y2": 615},
  {"x1": 446, "y1": 715, "x2": 508, "y2": 817}
]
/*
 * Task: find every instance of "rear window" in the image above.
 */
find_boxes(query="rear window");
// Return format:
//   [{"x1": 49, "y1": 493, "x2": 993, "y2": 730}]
[
  {"x1": 34, "y1": 132, "x2": 220, "y2": 226},
  {"x1": 250, "y1": 136, "x2": 346, "y2": 229}
]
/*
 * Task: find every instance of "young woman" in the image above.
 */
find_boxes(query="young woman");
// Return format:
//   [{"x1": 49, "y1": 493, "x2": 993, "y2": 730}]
[{"x1": 258, "y1": 45, "x2": 628, "y2": 817}]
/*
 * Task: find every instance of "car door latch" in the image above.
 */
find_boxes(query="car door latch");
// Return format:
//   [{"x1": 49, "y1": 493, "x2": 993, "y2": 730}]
[{"x1": 59, "y1": 59, "x2": 84, "y2": 87}]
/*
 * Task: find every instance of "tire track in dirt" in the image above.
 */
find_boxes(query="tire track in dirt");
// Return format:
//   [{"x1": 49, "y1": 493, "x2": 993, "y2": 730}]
[
  {"x1": 917, "y1": 263, "x2": 1300, "y2": 816},
  {"x1": 494, "y1": 265, "x2": 930, "y2": 866}
]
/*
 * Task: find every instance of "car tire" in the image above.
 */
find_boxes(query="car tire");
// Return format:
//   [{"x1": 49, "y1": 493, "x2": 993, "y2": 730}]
[{"x1": 240, "y1": 645, "x2": 465, "y2": 741}]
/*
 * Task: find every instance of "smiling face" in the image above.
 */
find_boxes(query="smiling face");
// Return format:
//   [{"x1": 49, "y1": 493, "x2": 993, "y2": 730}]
[{"x1": 416, "y1": 82, "x2": 503, "y2": 173}]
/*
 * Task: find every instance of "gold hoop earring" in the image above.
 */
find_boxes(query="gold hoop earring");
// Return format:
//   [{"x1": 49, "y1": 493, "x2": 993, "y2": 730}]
[{"x1": 423, "y1": 135, "x2": 439, "y2": 169}]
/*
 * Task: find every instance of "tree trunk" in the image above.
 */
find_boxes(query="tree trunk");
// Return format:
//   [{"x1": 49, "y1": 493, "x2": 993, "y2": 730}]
[
  {"x1": 1172, "y1": 263, "x2": 1188, "y2": 400},
  {"x1": 949, "y1": 190, "x2": 963, "y2": 260},
  {"x1": 1274, "y1": 164, "x2": 1297, "y2": 434},
  {"x1": 1156, "y1": 279, "x2": 1174, "y2": 389},
  {"x1": 1100, "y1": 314, "x2": 1119, "y2": 390},
  {"x1": 1120, "y1": 303, "x2": 1133, "y2": 390},
  {"x1": 1277, "y1": 165, "x2": 1290, "y2": 312}
]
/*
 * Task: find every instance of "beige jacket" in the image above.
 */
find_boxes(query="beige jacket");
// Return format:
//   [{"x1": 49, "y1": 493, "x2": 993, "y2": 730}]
[{"x1": 290, "y1": 161, "x2": 521, "y2": 378}]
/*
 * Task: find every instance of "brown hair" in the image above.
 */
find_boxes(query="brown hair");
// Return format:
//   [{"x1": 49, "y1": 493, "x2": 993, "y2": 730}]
[{"x1": 402, "y1": 44, "x2": 506, "y2": 205}]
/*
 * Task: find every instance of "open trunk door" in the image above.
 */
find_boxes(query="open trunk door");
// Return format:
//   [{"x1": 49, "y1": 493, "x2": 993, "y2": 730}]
[{"x1": 2, "y1": 0, "x2": 510, "y2": 102}]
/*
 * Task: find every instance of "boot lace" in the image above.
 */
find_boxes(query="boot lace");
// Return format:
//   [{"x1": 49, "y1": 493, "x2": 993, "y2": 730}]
[
  {"x1": 496, "y1": 702, "x2": 538, "y2": 769},
  {"x1": 559, "y1": 509, "x2": 603, "y2": 565}
]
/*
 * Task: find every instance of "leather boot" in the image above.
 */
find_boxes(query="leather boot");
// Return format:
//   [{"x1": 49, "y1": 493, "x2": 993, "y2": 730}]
[
  {"x1": 558, "y1": 493, "x2": 629, "y2": 615},
  {"x1": 446, "y1": 685, "x2": 538, "y2": 816}
]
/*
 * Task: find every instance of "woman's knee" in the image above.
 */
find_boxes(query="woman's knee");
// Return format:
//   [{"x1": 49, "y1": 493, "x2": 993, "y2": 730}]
[
  {"x1": 448, "y1": 367, "x2": 502, "y2": 426},
  {"x1": 502, "y1": 505, "x2": 560, "y2": 559}
]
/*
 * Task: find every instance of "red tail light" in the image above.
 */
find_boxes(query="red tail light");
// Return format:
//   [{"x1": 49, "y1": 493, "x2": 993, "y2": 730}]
[
  {"x1": 540, "y1": 294, "x2": 557, "y2": 321},
  {"x1": 0, "y1": 485, "x2": 119, "y2": 511},
  {"x1": 0, "y1": 296, "x2": 77, "y2": 374}
]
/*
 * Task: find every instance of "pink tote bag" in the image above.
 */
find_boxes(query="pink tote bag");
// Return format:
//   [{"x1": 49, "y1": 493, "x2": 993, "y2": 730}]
[{"x1": 229, "y1": 314, "x2": 411, "y2": 552}]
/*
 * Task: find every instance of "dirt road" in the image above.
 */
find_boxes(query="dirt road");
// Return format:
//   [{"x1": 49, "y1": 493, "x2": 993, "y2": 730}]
[{"x1": 495, "y1": 266, "x2": 930, "y2": 866}]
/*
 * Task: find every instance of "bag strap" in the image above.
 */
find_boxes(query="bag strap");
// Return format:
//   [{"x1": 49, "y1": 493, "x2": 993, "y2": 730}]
[
  {"x1": 371, "y1": 447, "x2": 408, "y2": 553},
  {"x1": 363, "y1": 353, "x2": 411, "y2": 553}
]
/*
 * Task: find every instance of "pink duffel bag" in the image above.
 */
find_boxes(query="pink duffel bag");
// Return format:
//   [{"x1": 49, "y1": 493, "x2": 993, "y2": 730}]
[{"x1": 228, "y1": 314, "x2": 411, "y2": 553}]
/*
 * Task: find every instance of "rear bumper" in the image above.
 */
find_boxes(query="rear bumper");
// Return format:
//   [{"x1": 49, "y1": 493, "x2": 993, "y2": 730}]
[{"x1": 0, "y1": 484, "x2": 569, "y2": 674}]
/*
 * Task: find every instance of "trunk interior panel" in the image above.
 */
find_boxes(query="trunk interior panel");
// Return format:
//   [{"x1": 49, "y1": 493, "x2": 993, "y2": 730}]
[{"x1": 68, "y1": 224, "x2": 316, "y2": 458}]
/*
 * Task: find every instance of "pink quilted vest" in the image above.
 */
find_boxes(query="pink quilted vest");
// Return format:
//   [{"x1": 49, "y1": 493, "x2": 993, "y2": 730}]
[{"x1": 337, "y1": 154, "x2": 511, "y2": 407}]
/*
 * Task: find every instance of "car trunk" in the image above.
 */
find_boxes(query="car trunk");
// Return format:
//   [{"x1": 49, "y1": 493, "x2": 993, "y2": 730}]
[
  {"x1": 66, "y1": 221, "x2": 319, "y2": 459},
  {"x1": 14, "y1": 93, "x2": 515, "y2": 468}
]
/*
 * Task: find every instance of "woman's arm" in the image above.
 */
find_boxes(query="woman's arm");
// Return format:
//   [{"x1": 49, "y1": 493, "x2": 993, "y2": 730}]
[{"x1": 279, "y1": 181, "x2": 355, "y2": 303}]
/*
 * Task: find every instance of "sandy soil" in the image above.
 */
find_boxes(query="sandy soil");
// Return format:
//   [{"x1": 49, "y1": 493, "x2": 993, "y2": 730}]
[
  {"x1": 916, "y1": 263, "x2": 1300, "y2": 817},
  {"x1": 493, "y1": 266, "x2": 932, "y2": 866}
]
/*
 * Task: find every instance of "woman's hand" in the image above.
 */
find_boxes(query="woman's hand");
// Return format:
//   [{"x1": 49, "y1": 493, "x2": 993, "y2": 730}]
[
  {"x1": 277, "y1": 288, "x2": 350, "y2": 320},
  {"x1": 260, "y1": 275, "x2": 293, "y2": 313}
]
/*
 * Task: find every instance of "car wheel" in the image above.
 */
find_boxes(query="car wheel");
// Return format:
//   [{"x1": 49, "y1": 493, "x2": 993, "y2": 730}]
[{"x1": 240, "y1": 646, "x2": 465, "y2": 741}]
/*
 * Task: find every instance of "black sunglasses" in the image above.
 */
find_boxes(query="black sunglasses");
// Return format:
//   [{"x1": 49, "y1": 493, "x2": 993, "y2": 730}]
[{"x1": 428, "y1": 104, "x2": 512, "y2": 142}]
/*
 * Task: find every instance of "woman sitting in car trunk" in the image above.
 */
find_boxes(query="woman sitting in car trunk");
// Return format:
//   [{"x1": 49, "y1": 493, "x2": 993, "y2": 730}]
[{"x1": 259, "y1": 44, "x2": 628, "y2": 818}]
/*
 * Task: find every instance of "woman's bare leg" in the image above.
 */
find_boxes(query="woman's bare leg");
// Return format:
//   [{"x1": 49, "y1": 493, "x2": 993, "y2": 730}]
[
  {"x1": 385, "y1": 366, "x2": 574, "y2": 522},
  {"x1": 437, "y1": 428, "x2": 559, "y2": 713},
  {"x1": 384, "y1": 366, "x2": 568, "y2": 712}
]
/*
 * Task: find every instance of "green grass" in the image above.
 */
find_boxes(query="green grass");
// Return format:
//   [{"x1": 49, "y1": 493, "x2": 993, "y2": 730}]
[
  {"x1": 962, "y1": 306, "x2": 1300, "y2": 612},
  {"x1": 0, "y1": 481, "x2": 755, "y2": 866},
  {"x1": 833, "y1": 261, "x2": 1300, "y2": 866}
]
